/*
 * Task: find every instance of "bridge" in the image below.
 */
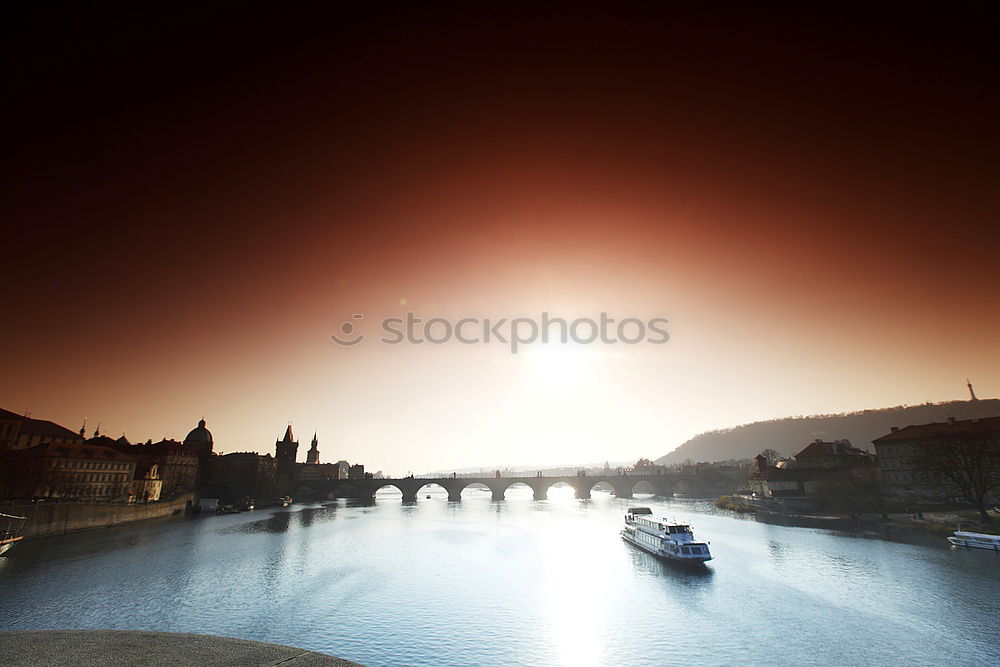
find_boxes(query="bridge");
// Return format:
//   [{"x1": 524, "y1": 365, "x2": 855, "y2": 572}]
[{"x1": 300, "y1": 472, "x2": 734, "y2": 503}]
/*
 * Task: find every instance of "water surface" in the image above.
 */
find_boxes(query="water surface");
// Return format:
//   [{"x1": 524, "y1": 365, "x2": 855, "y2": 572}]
[{"x1": 1, "y1": 487, "x2": 997, "y2": 666}]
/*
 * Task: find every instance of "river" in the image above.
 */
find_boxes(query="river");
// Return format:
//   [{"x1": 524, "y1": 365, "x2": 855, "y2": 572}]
[{"x1": 1, "y1": 486, "x2": 997, "y2": 666}]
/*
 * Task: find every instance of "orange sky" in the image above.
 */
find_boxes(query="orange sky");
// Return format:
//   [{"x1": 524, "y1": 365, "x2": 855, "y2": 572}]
[{"x1": 4, "y1": 5, "x2": 998, "y2": 473}]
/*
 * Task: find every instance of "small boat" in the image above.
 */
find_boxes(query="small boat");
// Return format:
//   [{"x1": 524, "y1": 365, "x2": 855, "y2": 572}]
[
  {"x1": 621, "y1": 507, "x2": 713, "y2": 564},
  {"x1": 1, "y1": 513, "x2": 27, "y2": 556},
  {"x1": 947, "y1": 531, "x2": 1000, "y2": 551},
  {"x1": 279, "y1": 496, "x2": 293, "y2": 507}
]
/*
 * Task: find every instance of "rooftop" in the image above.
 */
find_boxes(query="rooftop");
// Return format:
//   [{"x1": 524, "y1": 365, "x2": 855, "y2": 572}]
[
  {"x1": 795, "y1": 439, "x2": 871, "y2": 459},
  {"x1": 873, "y1": 415, "x2": 1000, "y2": 442}
]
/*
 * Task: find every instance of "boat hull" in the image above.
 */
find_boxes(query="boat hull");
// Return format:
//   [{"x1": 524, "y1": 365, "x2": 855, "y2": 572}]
[
  {"x1": 621, "y1": 530, "x2": 712, "y2": 565},
  {"x1": 0, "y1": 536, "x2": 23, "y2": 556},
  {"x1": 947, "y1": 536, "x2": 1000, "y2": 551}
]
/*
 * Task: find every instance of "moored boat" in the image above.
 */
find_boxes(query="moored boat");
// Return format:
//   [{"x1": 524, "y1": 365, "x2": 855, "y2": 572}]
[
  {"x1": 0, "y1": 512, "x2": 27, "y2": 556},
  {"x1": 947, "y1": 531, "x2": 1000, "y2": 551},
  {"x1": 621, "y1": 507, "x2": 713, "y2": 564}
]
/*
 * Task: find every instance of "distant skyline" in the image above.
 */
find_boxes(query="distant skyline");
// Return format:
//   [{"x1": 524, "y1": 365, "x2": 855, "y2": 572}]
[{"x1": 4, "y1": 5, "x2": 998, "y2": 476}]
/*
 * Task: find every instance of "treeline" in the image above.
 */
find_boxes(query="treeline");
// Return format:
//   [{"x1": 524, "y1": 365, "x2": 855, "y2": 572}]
[{"x1": 656, "y1": 399, "x2": 1000, "y2": 465}]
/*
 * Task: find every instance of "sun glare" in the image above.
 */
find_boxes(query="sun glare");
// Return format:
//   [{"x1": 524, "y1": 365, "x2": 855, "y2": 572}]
[{"x1": 521, "y1": 343, "x2": 593, "y2": 390}]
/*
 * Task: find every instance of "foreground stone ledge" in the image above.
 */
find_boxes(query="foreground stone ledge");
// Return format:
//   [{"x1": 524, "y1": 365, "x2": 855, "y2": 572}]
[{"x1": 0, "y1": 630, "x2": 366, "y2": 666}]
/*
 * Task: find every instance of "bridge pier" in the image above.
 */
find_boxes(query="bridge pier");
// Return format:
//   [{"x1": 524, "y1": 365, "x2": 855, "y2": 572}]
[
  {"x1": 574, "y1": 485, "x2": 591, "y2": 500},
  {"x1": 615, "y1": 486, "x2": 633, "y2": 499},
  {"x1": 532, "y1": 487, "x2": 547, "y2": 501},
  {"x1": 447, "y1": 489, "x2": 462, "y2": 501},
  {"x1": 491, "y1": 488, "x2": 505, "y2": 501},
  {"x1": 401, "y1": 491, "x2": 418, "y2": 503}
]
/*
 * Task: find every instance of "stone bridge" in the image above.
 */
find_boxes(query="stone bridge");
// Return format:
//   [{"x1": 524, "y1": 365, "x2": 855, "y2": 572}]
[{"x1": 302, "y1": 473, "x2": 726, "y2": 503}]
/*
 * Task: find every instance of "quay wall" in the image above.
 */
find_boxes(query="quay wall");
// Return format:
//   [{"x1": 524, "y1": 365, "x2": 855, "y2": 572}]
[{"x1": 8, "y1": 494, "x2": 195, "y2": 538}]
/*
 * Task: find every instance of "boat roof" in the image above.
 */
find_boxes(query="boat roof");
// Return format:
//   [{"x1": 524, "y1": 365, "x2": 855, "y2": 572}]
[
  {"x1": 633, "y1": 515, "x2": 692, "y2": 528},
  {"x1": 627, "y1": 507, "x2": 652, "y2": 514},
  {"x1": 953, "y1": 531, "x2": 999, "y2": 539}
]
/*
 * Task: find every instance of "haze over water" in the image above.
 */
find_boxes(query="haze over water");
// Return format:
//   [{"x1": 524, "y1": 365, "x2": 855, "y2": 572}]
[{"x1": 2, "y1": 489, "x2": 997, "y2": 666}]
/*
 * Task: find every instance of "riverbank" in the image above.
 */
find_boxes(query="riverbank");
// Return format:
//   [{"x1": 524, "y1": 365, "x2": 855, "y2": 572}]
[
  {"x1": 7, "y1": 493, "x2": 195, "y2": 539},
  {"x1": 715, "y1": 496, "x2": 998, "y2": 544},
  {"x1": 0, "y1": 630, "x2": 364, "y2": 666}
]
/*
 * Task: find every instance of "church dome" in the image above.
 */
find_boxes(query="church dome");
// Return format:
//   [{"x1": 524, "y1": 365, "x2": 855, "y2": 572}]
[{"x1": 184, "y1": 418, "x2": 213, "y2": 444}]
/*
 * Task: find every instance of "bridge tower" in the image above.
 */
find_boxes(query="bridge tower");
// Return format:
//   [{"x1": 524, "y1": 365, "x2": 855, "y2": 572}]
[
  {"x1": 275, "y1": 424, "x2": 299, "y2": 482},
  {"x1": 306, "y1": 432, "x2": 320, "y2": 464}
]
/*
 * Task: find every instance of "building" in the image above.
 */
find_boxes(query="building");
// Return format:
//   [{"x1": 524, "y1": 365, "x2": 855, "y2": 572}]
[
  {"x1": 206, "y1": 452, "x2": 278, "y2": 502},
  {"x1": 0, "y1": 409, "x2": 23, "y2": 450},
  {"x1": 132, "y1": 463, "x2": 163, "y2": 502},
  {"x1": 349, "y1": 463, "x2": 365, "y2": 480},
  {"x1": 115, "y1": 438, "x2": 199, "y2": 499},
  {"x1": 873, "y1": 415, "x2": 1000, "y2": 503},
  {"x1": 297, "y1": 463, "x2": 340, "y2": 482},
  {"x1": 0, "y1": 407, "x2": 84, "y2": 451},
  {"x1": 295, "y1": 461, "x2": 341, "y2": 497},
  {"x1": 749, "y1": 438, "x2": 880, "y2": 506},
  {"x1": 749, "y1": 455, "x2": 828, "y2": 498},
  {"x1": 793, "y1": 439, "x2": 875, "y2": 469},
  {"x1": 335, "y1": 460, "x2": 350, "y2": 478},
  {"x1": 11, "y1": 441, "x2": 137, "y2": 500}
]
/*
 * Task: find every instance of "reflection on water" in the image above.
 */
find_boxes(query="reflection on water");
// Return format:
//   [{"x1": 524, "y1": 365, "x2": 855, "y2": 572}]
[{"x1": 2, "y1": 495, "x2": 998, "y2": 667}]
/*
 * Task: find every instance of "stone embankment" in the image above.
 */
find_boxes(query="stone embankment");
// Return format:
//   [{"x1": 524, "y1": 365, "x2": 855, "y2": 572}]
[{"x1": 6, "y1": 493, "x2": 195, "y2": 538}]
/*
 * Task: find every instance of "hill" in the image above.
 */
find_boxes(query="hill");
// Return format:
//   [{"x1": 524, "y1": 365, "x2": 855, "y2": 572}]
[{"x1": 656, "y1": 399, "x2": 1000, "y2": 465}]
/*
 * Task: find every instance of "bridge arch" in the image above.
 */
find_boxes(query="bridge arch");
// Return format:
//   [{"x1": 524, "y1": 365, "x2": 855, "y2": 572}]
[
  {"x1": 415, "y1": 482, "x2": 449, "y2": 501},
  {"x1": 588, "y1": 480, "x2": 615, "y2": 496},
  {"x1": 456, "y1": 481, "x2": 491, "y2": 501},
  {"x1": 542, "y1": 480, "x2": 579, "y2": 500},
  {"x1": 372, "y1": 483, "x2": 407, "y2": 501},
  {"x1": 500, "y1": 481, "x2": 534, "y2": 501},
  {"x1": 631, "y1": 478, "x2": 672, "y2": 498}
]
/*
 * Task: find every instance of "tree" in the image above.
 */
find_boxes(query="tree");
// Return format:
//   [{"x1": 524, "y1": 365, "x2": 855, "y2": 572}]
[
  {"x1": 814, "y1": 467, "x2": 885, "y2": 519},
  {"x1": 913, "y1": 431, "x2": 1000, "y2": 521},
  {"x1": 759, "y1": 449, "x2": 782, "y2": 466}
]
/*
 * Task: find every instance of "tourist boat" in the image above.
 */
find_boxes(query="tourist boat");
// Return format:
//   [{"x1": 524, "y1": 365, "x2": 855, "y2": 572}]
[
  {"x1": 0, "y1": 513, "x2": 27, "y2": 556},
  {"x1": 947, "y1": 531, "x2": 1000, "y2": 551},
  {"x1": 621, "y1": 507, "x2": 713, "y2": 564}
]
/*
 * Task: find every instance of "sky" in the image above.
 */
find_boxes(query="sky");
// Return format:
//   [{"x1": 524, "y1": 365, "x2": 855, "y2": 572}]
[{"x1": 4, "y1": 4, "x2": 998, "y2": 475}]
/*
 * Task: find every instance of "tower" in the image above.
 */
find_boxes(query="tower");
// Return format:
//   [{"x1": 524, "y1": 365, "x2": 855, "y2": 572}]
[
  {"x1": 275, "y1": 424, "x2": 299, "y2": 480},
  {"x1": 307, "y1": 432, "x2": 320, "y2": 465},
  {"x1": 967, "y1": 379, "x2": 978, "y2": 401}
]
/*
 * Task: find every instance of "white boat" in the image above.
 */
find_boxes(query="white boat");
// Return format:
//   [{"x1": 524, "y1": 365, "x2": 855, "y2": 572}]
[
  {"x1": 947, "y1": 531, "x2": 1000, "y2": 551},
  {"x1": 621, "y1": 507, "x2": 713, "y2": 564},
  {"x1": 0, "y1": 513, "x2": 27, "y2": 556}
]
